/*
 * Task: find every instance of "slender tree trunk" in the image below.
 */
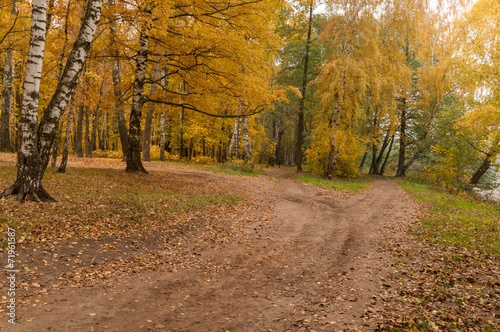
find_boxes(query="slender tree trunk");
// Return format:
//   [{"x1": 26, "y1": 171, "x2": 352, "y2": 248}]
[
  {"x1": 142, "y1": 57, "x2": 161, "y2": 161},
  {"x1": 58, "y1": 100, "x2": 75, "y2": 173},
  {"x1": 84, "y1": 108, "x2": 91, "y2": 157},
  {"x1": 89, "y1": 108, "x2": 99, "y2": 153},
  {"x1": 125, "y1": 19, "x2": 150, "y2": 173},
  {"x1": 33, "y1": 0, "x2": 102, "y2": 196},
  {"x1": 324, "y1": 125, "x2": 341, "y2": 179},
  {"x1": 227, "y1": 118, "x2": 239, "y2": 160},
  {"x1": 380, "y1": 134, "x2": 395, "y2": 176},
  {"x1": 75, "y1": 103, "x2": 84, "y2": 157},
  {"x1": 50, "y1": 121, "x2": 62, "y2": 167},
  {"x1": 242, "y1": 116, "x2": 251, "y2": 161},
  {"x1": 10, "y1": 78, "x2": 16, "y2": 152},
  {"x1": 324, "y1": 104, "x2": 342, "y2": 179},
  {"x1": 359, "y1": 151, "x2": 368, "y2": 171},
  {"x1": 179, "y1": 106, "x2": 184, "y2": 158},
  {"x1": 0, "y1": 0, "x2": 49, "y2": 201},
  {"x1": 0, "y1": 50, "x2": 14, "y2": 151},
  {"x1": 160, "y1": 111, "x2": 166, "y2": 161},
  {"x1": 100, "y1": 109, "x2": 107, "y2": 150},
  {"x1": 470, "y1": 154, "x2": 492, "y2": 185},
  {"x1": 397, "y1": 102, "x2": 407, "y2": 177},
  {"x1": 295, "y1": 0, "x2": 313, "y2": 172},
  {"x1": 235, "y1": 117, "x2": 241, "y2": 159}
]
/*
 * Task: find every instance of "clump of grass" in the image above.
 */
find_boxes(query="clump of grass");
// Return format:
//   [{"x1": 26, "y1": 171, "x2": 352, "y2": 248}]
[
  {"x1": 296, "y1": 174, "x2": 372, "y2": 192},
  {"x1": 396, "y1": 179, "x2": 500, "y2": 255}
]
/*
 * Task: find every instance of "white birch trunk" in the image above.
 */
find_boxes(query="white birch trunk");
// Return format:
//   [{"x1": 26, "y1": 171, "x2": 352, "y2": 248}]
[
  {"x1": 37, "y1": 0, "x2": 103, "y2": 175},
  {"x1": 227, "y1": 118, "x2": 239, "y2": 160},
  {"x1": 125, "y1": 17, "x2": 150, "y2": 173},
  {"x1": 0, "y1": 0, "x2": 48, "y2": 201},
  {"x1": 242, "y1": 116, "x2": 251, "y2": 161},
  {"x1": 160, "y1": 111, "x2": 166, "y2": 161}
]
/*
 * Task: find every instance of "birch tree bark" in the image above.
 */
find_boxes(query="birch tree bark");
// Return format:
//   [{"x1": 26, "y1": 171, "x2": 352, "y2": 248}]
[
  {"x1": 324, "y1": 104, "x2": 342, "y2": 180},
  {"x1": 125, "y1": 18, "x2": 150, "y2": 173},
  {"x1": 160, "y1": 111, "x2": 166, "y2": 161},
  {"x1": 109, "y1": 0, "x2": 128, "y2": 161},
  {"x1": 0, "y1": 0, "x2": 48, "y2": 201},
  {"x1": 242, "y1": 116, "x2": 251, "y2": 161},
  {"x1": 0, "y1": 49, "x2": 14, "y2": 151},
  {"x1": 37, "y1": 0, "x2": 103, "y2": 174},
  {"x1": 1, "y1": 0, "x2": 103, "y2": 201},
  {"x1": 227, "y1": 118, "x2": 239, "y2": 160}
]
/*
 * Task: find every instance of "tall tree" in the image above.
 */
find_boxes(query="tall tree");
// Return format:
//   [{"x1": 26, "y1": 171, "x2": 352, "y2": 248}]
[
  {"x1": 1, "y1": 0, "x2": 103, "y2": 201},
  {"x1": 295, "y1": 0, "x2": 314, "y2": 172}
]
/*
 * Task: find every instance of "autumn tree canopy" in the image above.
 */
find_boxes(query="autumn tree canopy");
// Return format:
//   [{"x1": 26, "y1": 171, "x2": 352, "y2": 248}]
[{"x1": 0, "y1": 0, "x2": 497, "y2": 201}]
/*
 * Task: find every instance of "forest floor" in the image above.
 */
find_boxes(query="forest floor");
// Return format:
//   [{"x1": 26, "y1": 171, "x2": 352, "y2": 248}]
[{"x1": 0, "y1": 154, "x2": 499, "y2": 331}]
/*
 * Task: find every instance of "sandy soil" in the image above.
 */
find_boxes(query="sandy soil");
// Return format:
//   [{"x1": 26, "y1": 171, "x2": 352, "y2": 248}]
[{"x1": 2, "y1": 163, "x2": 417, "y2": 331}]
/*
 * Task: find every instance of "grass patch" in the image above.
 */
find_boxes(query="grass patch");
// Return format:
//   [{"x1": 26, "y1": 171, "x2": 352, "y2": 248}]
[
  {"x1": 0, "y1": 165, "x2": 241, "y2": 243},
  {"x1": 296, "y1": 174, "x2": 372, "y2": 192},
  {"x1": 396, "y1": 179, "x2": 500, "y2": 255}
]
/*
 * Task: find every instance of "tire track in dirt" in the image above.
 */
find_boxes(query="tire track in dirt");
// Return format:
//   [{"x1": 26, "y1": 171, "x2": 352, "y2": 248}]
[{"x1": 7, "y1": 170, "x2": 414, "y2": 331}]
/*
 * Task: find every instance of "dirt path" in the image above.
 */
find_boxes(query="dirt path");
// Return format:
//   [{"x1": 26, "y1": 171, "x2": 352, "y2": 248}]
[{"x1": 5, "y1": 167, "x2": 416, "y2": 331}]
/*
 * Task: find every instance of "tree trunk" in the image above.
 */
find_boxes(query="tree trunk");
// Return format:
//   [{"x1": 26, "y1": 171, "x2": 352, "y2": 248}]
[
  {"x1": 36, "y1": 0, "x2": 102, "y2": 173},
  {"x1": 0, "y1": 0, "x2": 50, "y2": 202},
  {"x1": 397, "y1": 101, "x2": 407, "y2": 177},
  {"x1": 1, "y1": 0, "x2": 103, "y2": 202},
  {"x1": 324, "y1": 103, "x2": 342, "y2": 179},
  {"x1": 50, "y1": 122, "x2": 62, "y2": 167},
  {"x1": 142, "y1": 57, "x2": 161, "y2": 161},
  {"x1": 359, "y1": 151, "x2": 368, "y2": 171},
  {"x1": 235, "y1": 117, "x2": 241, "y2": 159},
  {"x1": 160, "y1": 111, "x2": 166, "y2": 161},
  {"x1": 295, "y1": 0, "x2": 313, "y2": 172},
  {"x1": 58, "y1": 100, "x2": 75, "y2": 173},
  {"x1": 242, "y1": 116, "x2": 251, "y2": 161},
  {"x1": 125, "y1": 19, "x2": 150, "y2": 173},
  {"x1": 470, "y1": 154, "x2": 492, "y2": 185},
  {"x1": 90, "y1": 108, "x2": 100, "y2": 153},
  {"x1": 324, "y1": 123, "x2": 340, "y2": 180},
  {"x1": 0, "y1": 49, "x2": 14, "y2": 152},
  {"x1": 10, "y1": 78, "x2": 16, "y2": 152},
  {"x1": 84, "y1": 108, "x2": 91, "y2": 157},
  {"x1": 227, "y1": 118, "x2": 239, "y2": 160},
  {"x1": 99, "y1": 109, "x2": 107, "y2": 150},
  {"x1": 379, "y1": 134, "x2": 395, "y2": 176},
  {"x1": 75, "y1": 103, "x2": 84, "y2": 157}
]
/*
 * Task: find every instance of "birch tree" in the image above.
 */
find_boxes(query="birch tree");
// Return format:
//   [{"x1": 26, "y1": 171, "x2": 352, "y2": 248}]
[{"x1": 0, "y1": 0, "x2": 103, "y2": 202}]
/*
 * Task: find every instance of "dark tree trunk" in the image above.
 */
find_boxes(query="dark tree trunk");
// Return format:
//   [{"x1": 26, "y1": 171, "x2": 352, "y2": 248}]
[
  {"x1": 125, "y1": 19, "x2": 150, "y2": 173},
  {"x1": 84, "y1": 108, "x2": 91, "y2": 157},
  {"x1": 0, "y1": 49, "x2": 14, "y2": 152},
  {"x1": 295, "y1": 0, "x2": 313, "y2": 172},
  {"x1": 470, "y1": 154, "x2": 492, "y2": 185},
  {"x1": 90, "y1": 108, "x2": 100, "y2": 152},
  {"x1": 75, "y1": 103, "x2": 84, "y2": 157},
  {"x1": 58, "y1": 100, "x2": 75, "y2": 173},
  {"x1": 397, "y1": 103, "x2": 407, "y2": 177},
  {"x1": 359, "y1": 151, "x2": 368, "y2": 171},
  {"x1": 50, "y1": 122, "x2": 62, "y2": 167},
  {"x1": 380, "y1": 135, "x2": 395, "y2": 176}
]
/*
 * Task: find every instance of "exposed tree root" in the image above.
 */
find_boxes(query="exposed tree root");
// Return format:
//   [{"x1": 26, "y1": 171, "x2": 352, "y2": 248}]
[{"x1": 0, "y1": 181, "x2": 57, "y2": 203}]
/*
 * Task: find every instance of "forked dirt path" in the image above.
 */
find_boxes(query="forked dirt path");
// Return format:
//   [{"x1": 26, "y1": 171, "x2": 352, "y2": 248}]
[{"x1": 6, "y1": 167, "x2": 416, "y2": 331}]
